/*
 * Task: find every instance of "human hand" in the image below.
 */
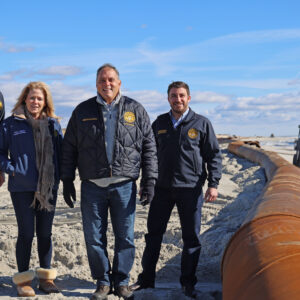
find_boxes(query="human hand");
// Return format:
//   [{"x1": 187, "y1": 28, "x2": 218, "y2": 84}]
[
  {"x1": 140, "y1": 179, "x2": 155, "y2": 206},
  {"x1": 62, "y1": 179, "x2": 76, "y2": 208},
  {"x1": 204, "y1": 187, "x2": 218, "y2": 202}
]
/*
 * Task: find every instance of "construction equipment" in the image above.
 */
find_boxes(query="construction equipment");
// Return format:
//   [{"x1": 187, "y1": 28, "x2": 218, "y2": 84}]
[
  {"x1": 223, "y1": 141, "x2": 300, "y2": 300},
  {"x1": 293, "y1": 125, "x2": 300, "y2": 167},
  {"x1": 0, "y1": 91, "x2": 4, "y2": 123}
]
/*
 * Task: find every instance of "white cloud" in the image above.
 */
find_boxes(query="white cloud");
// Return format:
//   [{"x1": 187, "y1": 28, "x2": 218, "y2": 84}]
[
  {"x1": 3, "y1": 28, "x2": 298, "y2": 82},
  {"x1": 124, "y1": 90, "x2": 166, "y2": 109},
  {"x1": 2, "y1": 80, "x2": 299, "y2": 135},
  {"x1": 201, "y1": 78, "x2": 294, "y2": 90},
  {"x1": 50, "y1": 81, "x2": 94, "y2": 106},
  {"x1": 36, "y1": 66, "x2": 82, "y2": 77},
  {"x1": 114, "y1": 29, "x2": 300, "y2": 77},
  {"x1": 131, "y1": 40, "x2": 189, "y2": 76},
  {"x1": 0, "y1": 66, "x2": 83, "y2": 82},
  {"x1": 205, "y1": 29, "x2": 300, "y2": 45},
  {"x1": 0, "y1": 74, "x2": 14, "y2": 80},
  {"x1": 0, "y1": 38, "x2": 34, "y2": 53},
  {"x1": 191, "y1": 91, "x2": 230, "y2": 103},
  {"x1": 0, "y1": 69, "x2": 27, "y2": 81},
  {"x1": 208, "y1": 91, "x2": 300, "y2": 127},
  {"x1": 0, "y1": 81, "x2": 27, "y2": 104}
]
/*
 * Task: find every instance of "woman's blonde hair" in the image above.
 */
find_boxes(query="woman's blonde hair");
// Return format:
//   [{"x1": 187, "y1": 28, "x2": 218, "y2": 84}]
[{"x1": 12, "y1": 81, "x2": 58, "y2": 118}]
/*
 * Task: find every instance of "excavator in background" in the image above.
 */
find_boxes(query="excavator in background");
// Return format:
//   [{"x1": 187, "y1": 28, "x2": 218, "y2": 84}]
[
  {"x1": 293, "y1": 125, "x2": 300, "y2": 167},
  {"x1": 0, "y1": 91, "x2": 4, "y2": 123}
]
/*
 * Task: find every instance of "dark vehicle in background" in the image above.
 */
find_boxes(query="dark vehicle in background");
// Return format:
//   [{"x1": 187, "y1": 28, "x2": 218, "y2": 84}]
[
  {"x1": 0, "y1": 91, "x2": 4, "y2": 122},
  {"x1": 293, "y1": 125, "x2": 300, "y2": 167}
]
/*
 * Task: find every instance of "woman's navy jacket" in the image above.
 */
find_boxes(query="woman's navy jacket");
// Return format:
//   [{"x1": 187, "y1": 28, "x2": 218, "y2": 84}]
[{"x1": 0, "y1": 114, "x2": 63, "y2": 192}]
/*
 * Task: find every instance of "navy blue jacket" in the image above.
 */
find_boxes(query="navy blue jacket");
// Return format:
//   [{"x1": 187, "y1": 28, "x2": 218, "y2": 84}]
[
  {"x1": 152, "y1": 109, "x2": 222, "y2": 189},
  {"x1": 0, "y1": 114, "x2": 63, "y2": 192}
]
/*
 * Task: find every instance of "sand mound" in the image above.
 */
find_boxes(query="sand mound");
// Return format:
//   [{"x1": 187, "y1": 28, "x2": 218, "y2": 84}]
[{"x1": 0, "y1": 146, "x2": 268, "y2": 299}]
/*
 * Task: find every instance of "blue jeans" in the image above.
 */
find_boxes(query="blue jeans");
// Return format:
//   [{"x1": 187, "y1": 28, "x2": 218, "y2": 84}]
[
  {"x1": 10, "y1": 190, "x2": 57, "y2": 273},
  {"x1": 140, "y1": 187, "x2": 203, "y2": 287},
  {"x1": 81, "y1": 180, "x2": 136, "y2": 287}
]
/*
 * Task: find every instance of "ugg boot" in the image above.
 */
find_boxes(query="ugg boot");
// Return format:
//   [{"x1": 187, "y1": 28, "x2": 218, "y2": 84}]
[
  {"x1": 36, "y1": 267, "x2": 60, "y2": 294},
  {"x1": 12, "y1": 270, "x2": 36, "y2": 297}
]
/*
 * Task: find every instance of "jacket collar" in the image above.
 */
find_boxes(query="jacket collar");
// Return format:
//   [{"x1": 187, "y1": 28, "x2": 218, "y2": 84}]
[
  {"x1": 12, "y1": 106, "x2": 26, "y2": 119},
  {"x1": 12, "y1": 105, "x2": 48, "y2": 120},
  {"x1": 169, "y1": 107, "x2": 195, "y2": 125}
]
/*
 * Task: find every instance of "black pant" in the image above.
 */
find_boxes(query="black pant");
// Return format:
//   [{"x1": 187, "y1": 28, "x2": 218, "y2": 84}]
[
  {"x1": 10, "y1": 190, "x2": 57, "y2": 272},
  {"x1": 140, "y1": 187, "x2": 203, "y2": 286}
]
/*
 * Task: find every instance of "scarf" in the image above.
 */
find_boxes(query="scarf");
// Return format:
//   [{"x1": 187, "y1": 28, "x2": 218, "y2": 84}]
[{"x1": 24, "y1": 106, "x2": 55, "y2": 211}]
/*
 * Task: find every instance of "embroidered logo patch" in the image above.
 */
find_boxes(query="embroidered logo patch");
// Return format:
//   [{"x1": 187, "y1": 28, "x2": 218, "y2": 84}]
[
  {"x1": 82, "y1": 118, "x2": 97, "y2": 121},
  {"x1": 124, "y1": 112, "x2": 135, "y2": 123},
  {"x1": 188, "y1": 128, "x2": 198, "y2": 139},
  {"x1": 158, "y1": 129, "x2": 167, "y2": 135},
  {"x1": 13, "y1": 130, "x2": 27, "y2": 136}
]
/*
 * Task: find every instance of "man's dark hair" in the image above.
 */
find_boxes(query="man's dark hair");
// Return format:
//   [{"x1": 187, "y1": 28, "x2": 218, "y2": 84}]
[
  {"x1": 96, "y1": 63, "x2": 120, "y2": 79},
  {"x1": 167, "y1": 81, "x2": 190, "y2": 96}
]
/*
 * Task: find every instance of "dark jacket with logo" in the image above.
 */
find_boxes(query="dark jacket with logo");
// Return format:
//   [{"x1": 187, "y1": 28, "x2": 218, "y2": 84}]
[
  {"x1": 152, "y1": 109, "x2": 222, "y2": 189},
  {"x1": 60, "y1": 96, "x2": 158, "y2": 182},
  {"x1": 0, "y1": 114, "x2": 63, "y2": 192}
]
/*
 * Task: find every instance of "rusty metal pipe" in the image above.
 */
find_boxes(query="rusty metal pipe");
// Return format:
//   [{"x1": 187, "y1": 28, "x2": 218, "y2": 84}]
[{"x1": 222, "y1": 141, "x2": 300, "y2": 300}]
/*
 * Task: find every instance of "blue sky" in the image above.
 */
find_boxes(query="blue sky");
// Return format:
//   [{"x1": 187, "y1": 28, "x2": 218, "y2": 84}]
[{"x1": 1, "y1": 0, "x2": 300, "y2": 136}]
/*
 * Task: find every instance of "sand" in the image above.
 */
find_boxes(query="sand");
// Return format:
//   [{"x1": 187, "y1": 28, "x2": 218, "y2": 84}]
[{"x1": 0, "y1": 136, "x2": 296, "y2": 299}]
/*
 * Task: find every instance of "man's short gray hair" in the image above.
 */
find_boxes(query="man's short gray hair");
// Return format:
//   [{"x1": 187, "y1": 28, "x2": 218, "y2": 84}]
[{"x1": 96, "y1": 63, "x2": 120, "y2": 79}]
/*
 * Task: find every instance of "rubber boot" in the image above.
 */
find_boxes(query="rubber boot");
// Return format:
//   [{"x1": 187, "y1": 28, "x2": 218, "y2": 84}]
[
  {"x1": 12, "y1": 270, "x2": 36, "y2": 297},
  {"x1": 36, "y1": 267, "x2": 60, "y2": 294}
]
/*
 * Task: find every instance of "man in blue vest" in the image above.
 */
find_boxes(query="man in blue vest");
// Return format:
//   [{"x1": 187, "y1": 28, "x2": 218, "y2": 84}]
[{"x1": 132, "y1": 81, "x2": 222, "y2": 298}]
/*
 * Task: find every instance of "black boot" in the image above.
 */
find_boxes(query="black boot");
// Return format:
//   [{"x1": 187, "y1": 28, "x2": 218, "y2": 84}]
[
  {"x1": 90, "y1": 285, "x2": 110, "y2": 300},
  {"x1": 115, "y1": 285, "x2": 134, "y2": 299},
  {"x1": 182, "y1": 283, "x2": 197, "y2": 299},
  {"x1": 130, "y1": 273, "x2": 154, "y2": 291}
]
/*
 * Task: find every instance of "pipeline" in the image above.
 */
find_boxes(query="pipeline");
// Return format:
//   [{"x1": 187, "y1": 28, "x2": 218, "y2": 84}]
[{"x1": 222, "y1": 141, "x2": 300, "y2": 300}]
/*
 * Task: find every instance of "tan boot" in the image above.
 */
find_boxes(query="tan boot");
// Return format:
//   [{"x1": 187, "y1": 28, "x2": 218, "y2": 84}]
[
  {"x1": 36, "y1": 268, "x2": 60, "y2": 294},
  {"x1": 12, "y1": 270, "x2": 35, "y2": 297}
]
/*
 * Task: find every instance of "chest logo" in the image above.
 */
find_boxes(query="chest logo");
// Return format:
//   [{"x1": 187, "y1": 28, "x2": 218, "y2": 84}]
[
  {"x1": 82, "y1": 118, "x2": 97, "y2": 121},
  {"x1": 13, "y1": 130, "x2": 27, "y2": 136},
  {"x1": 158, "y1": 129, "x2": 167, "y2": 135},
  {"x1": 124, "y1": 112, "x2": 135, "y2": 123},
  {"x1": 188, "y1": 128, "x2": 198, "y2": 139}
]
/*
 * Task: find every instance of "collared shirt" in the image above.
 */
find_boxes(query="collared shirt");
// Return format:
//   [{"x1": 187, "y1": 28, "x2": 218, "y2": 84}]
[
  {"x1": 96, "y1": 92, "x2": 121, "y2": 165},
  {"x1": 89, "y1": 93, "x2": 129, "y2": 187},
  {"x1": 169, "y1": 108, "x2": 190, "y2": 128}
]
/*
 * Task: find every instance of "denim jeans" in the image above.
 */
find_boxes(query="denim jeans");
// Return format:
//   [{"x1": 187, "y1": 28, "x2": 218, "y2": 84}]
[
  {"x1": 140, "y1": 186, "x2": 203, "y2": 287},
  {"x1": 81, "y1": 180, "x2": 136, "y2": 287},
  {"x1": 10, "y1": 190, "x2": 57, "y2": 273}
]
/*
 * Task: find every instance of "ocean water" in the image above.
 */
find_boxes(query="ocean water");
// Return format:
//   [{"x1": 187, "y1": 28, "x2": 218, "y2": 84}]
[{"x1": 259, "y1": 137, "x2": 297, "y2": 150}]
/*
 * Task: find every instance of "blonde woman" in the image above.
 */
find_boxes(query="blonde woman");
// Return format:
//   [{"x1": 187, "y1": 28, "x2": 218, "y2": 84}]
[{"x1": 0, "y1": 82, "x2": 63, "y2": 297}]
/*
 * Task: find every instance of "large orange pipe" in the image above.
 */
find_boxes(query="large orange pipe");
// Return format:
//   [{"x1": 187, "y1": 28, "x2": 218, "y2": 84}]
[{"x1": 222, "y1": 141, "x2": 300, "y2": 300}]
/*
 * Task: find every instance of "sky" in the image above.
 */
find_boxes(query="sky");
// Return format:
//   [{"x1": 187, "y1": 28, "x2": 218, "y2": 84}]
[{"x1": 1, "y1": 0, "x2": 300, "y2": 136}]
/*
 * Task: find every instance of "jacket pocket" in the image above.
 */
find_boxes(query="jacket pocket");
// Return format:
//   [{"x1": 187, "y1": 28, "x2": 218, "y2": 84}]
[{"x1": 193, "y1": 152, "x2": 200, "y2": 174}]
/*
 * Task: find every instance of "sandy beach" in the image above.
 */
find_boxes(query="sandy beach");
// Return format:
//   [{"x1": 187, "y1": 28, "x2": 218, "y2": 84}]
[{"x1": 0, "y1": 136, "x2": 296, "y2": 299}]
